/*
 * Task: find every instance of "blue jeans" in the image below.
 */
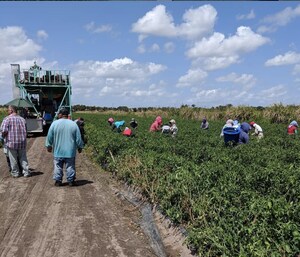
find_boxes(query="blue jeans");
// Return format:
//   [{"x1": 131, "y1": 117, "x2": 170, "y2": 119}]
[{"x1": 53, "y1": 157, "x2": 76, "y2": 183}]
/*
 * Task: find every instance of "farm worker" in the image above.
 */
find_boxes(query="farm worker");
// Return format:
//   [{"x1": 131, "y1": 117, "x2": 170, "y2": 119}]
[
  {"x1": 238, "y1": 122, "x2": 251, "y2": 144},
  {"x1": 0, "y1": 128, "x2": 12, "y2": 173},
  {"x1": 220, "y1": 119, "x2": 234, "y2": 137},
  {"x1": 287, "y1": 120, "x2": 298, "y2": 135},
  {"x1": 249, "y1": 121, "x2": 264, "y2": 139},
  {"x1": 108, "y1": 117, "x2": 114, "y2": 126},
  {"x1": 75, "y1": 117, "x2": 87, "y2": 145},
  {"x1": 0, "y1": 105, "x2": 31, "y2": 177},
  {"x1": 0, "y1": 128, "x2": 23, "y2": 173},
  {"x1": 130, "y1": 118, "x2": 138, "y2": 129},
  {"x1": 169, "y1": 119, "x2": 178, "y2": 137},
  {"x1": 112, "y1": 120, "x2": 125, "y2": 133},
  {"x1": 233, "y1": 119, "x2": 240, "y2": 128},
  {"x1": 200, "y1": 117, "x2": 209, "y2": 130},
  {"x1": 45, "y1": 108, "x2": 83, "y2": 187},
  {"x1": 149, "y1": 116, "x2": 162, "y2": 132},
  {"x1": 161, "y1": 123, "x2": 171, "y2": 134},
  {"x1": 123, "y1": 127, "x2": 132, "y2": 137}
]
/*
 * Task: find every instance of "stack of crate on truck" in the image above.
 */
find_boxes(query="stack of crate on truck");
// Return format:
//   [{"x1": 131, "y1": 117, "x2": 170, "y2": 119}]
[{"x1": 11, "y1": 62, "x2": 72, "y2": 134}]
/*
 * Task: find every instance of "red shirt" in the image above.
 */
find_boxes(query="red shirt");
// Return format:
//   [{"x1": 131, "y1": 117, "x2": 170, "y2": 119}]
[{"x1": 287, "y1": 125, "x2": 297, "y2": 135}]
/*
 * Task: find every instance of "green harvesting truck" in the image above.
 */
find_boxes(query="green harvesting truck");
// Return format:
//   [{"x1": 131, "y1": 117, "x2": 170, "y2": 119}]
[{"x1": 11, "y1": 62, "x2": 72, "y2": 133}]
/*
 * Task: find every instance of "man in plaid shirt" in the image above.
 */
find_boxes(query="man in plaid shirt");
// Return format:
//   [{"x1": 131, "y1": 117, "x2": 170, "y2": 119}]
[{"x1": 0, "y1": 105, "x2": 31, "y2": 177}]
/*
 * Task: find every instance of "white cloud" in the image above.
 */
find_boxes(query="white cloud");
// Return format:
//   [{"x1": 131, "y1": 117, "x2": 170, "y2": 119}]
[
  {"x1": 0, "y1": 26, "x2": 43, "y2": 104},
  {"x1": 236, "y1": 9, "x2": 255, "y2": 20},
  {"x1": 177, "y1": 4, "x2": 217, "y2": 40},
  {"x1": 164, "y1": 42, "x2": 175, "y2": 53},
  {"x1": 150, "y1": 43, "x2": 160, "y2": 52},
  {"x1": 137, "y1": 44, "x2": 146, "y2": 54},
  {"x1": 257, "y1": 4, "x2": 300, "y2": 33},
  {"x1": 176, "y1": 68, "x2": 207, "y2": 88},
  {"x1": 37, "y1": 30, "x2": 48, "y2": 40},
  {"x1": 293, "y1": 64, "x2": 300, "y2": 75},
  {"x1": 126, "y1": 82, "x2": 166, "y2": 97},
  {"x1": 187, "y1": 27, "x2": 269, "y2": 59},
  {"x1": 201, "y1": 56, "x2": 240, "y2": 71},
  {"x1": 261, "y1": 85, "x2": 287, "y2": 98},
  {"x1": 0, "y1": 26, "x2": 42, "y2": 61},
  {"x1": 186, "y1": 27, "x2": 269, "y2": 71},
  {"x1": 216, "y1": 72, "x2": 257, "y2": 87},
  {"x1": 131, "y1": 4, "x2": 217, "y2": 40},
  {"x1": 131, "y1": 5, "x2": 177, "y2": 38},
  {"x1": 265, "y1": 51, "x2": 300, "y2": 66},
  {"x1": 71, "y1": 58, "x2": 167, "y2": 102},
  {"x1": 85, "y1": 22, "x2": 112, "y2": 33}
]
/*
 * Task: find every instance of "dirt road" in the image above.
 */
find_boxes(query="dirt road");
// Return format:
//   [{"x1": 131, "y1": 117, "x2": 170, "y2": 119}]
[{"x1": 0, "y1": 136, "x2": 192, "y2": 257}]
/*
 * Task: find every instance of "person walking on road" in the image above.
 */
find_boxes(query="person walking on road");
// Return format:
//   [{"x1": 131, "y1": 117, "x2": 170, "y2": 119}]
[
  {"x1": 0, "y1": 105, "x2": 31, "y2": 177},
  {"x1": 45, "y1": 108, "x2": 83, "y2": 187}
]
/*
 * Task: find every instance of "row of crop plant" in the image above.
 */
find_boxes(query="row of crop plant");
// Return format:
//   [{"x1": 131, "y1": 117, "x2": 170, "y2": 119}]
[{"x1": 75, "y1": 112, "x2": 300, "y2": 256}]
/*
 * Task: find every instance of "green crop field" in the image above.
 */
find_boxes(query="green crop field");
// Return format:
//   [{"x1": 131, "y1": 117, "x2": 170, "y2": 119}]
[
  {"x1": 1, "y1": 108, "x2": 300, "y2": 256},
  {"x1": 75, "y1": 112, "x2": 300, "y2": 257}
]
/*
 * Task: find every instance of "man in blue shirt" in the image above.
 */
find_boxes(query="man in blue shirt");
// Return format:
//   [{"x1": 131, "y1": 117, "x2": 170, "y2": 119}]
[{"x1": 45, "y1": 108, "x2": 83, "y2": 187}]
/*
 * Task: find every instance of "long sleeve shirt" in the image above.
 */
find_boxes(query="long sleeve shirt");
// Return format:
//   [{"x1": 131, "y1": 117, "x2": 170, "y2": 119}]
[{"x1": 45, "y1": 119, "x2": 83, "y2": 158}]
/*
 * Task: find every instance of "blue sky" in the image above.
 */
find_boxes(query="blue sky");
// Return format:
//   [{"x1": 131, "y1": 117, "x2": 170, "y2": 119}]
[{"x1": 0, "y1": 2, "x2": 300, "y2": 108}]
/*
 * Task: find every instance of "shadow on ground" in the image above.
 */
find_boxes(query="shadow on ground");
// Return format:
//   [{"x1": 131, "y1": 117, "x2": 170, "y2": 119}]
[{"x1": 60, "y1": 180, "x2": 93, "y2": 187}]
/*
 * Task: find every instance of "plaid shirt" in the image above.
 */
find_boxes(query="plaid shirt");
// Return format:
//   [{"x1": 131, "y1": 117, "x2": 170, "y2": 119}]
[{"x1": 0, "y1": 114, "x2": 27, "y2": 149}]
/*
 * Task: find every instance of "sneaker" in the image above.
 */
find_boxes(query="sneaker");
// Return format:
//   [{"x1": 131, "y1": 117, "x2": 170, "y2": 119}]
[
  {"x1": 24, "y1": 173, "x2": 31, "y2": 177},
  {"x1": 54, "y1": 180, "x2": 62, "y2": 187},
  {"x1": 68, "y1": 181, "x2": 76, "y2": 187}
]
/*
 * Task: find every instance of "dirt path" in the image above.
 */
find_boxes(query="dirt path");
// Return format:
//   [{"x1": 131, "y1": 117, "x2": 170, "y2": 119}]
[{"x1": 0, "y1": 136, "x2": 192, "y2": 257}]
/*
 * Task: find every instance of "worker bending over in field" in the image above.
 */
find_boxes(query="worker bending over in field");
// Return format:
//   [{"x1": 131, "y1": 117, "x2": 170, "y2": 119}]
[
  {"x1": 169, "y1": 119, "x2": 178, "y2": 137},
  {"x1": 161, "y1": 123, "x2": 171, "y2": 134},
  {"x1": 238, "y1": 122, "x2": 251, "y2": 144},
  {"x1": 149, "y1": 116, "x2": 162, "y2": 132},
  {"x1": 112, "y1": 120, "x2": 125, "y2": 133},
  {"x1": 249, "y1": 121, "x2": 264, "y2": 139},
  {"x1": 220, "y1": 119, "x2": 234, "y2": 137},
  {"x1": 130, "y1": 118, "x2": 138, "y2": 129},
  {"x1": 107, "y1": 118, "x2": 125, "y2": 133},
  {"x1": 108, "y1": 117, "x2": 114, "y2": 126},
  {"x1": 287, "y1": 120, "x2": 298, "y2": 135},
  {"x1": 200, "y1": 117, "x2": 209, "y2": 130},
  {"x1": 123, "y1": 127, "x2": 132, "y2": 137}
]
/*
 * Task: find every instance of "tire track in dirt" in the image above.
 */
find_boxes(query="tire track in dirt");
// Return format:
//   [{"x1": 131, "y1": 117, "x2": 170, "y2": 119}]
[{"x1": 0, "y1": 137, "x2": 53, "y2": 257}]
